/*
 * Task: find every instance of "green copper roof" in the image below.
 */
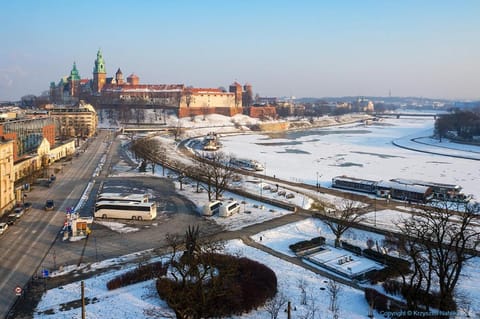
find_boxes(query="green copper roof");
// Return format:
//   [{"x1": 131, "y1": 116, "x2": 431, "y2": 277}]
[
  {"x1": 70, "y1": 62, "x2": 81, "y2": 81},
  {"x1": 93, "y1": 49, "x2": 106, "y2": 74}
]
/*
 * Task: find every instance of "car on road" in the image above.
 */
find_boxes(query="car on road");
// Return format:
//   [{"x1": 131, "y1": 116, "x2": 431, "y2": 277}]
[
  {"x1": 6, "y1": 214, "x2": 18, "y2": 225},
  {"x1": 0, "y1": 222, "x2": 8, "y2": 235},
  {"x1": 13, "y1": 207, "x2": 24, "y2": 218},
  {"x1": 23, "y1": 202, "x2": 32, "y2": 211},
  {"x1": 45, "y1": 200, "x2": 55, "y2": 211}
]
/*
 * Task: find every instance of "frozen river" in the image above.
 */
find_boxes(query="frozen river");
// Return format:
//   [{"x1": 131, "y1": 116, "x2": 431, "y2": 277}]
[{"x1": 220, "y1": 117, "x2": 480, "y2": 201}]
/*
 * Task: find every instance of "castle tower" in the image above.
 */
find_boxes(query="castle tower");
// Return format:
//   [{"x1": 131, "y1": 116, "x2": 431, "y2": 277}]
[
  {"x1": 127, "y1": 73, "x2": 139, "y2": 85},
  {"x1": 242, "y1": 83, "x2": 253, "y2": 107},
  {"x1": 93, "y1": 49, "x2": 107, "y2": 93},
  {"x1": 229, "y1": 82, "x2": 243, "y2": 108},
  {"x1": 68, "y1": 62, "x2": 81, "y2": 97},
  {"x1": 115, "y1": 68, "x2": 124, "y2": 85}
]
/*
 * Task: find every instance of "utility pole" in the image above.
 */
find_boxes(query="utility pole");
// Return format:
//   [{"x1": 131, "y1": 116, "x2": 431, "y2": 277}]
[
  {"x1": 81, "y1": 280, "x2": 86, "y2": 319},
  {"x1": 287, "y1": 301, "x2": 291, "y2": 319}
]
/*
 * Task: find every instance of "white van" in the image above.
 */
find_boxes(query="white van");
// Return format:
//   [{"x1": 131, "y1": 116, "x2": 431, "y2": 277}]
[
  {"x1": 219, "y1": 201, "x2": 240, "y2": 217},
  {"x1": 202, "y1": 200, "x2": 222, "y2": 216}
]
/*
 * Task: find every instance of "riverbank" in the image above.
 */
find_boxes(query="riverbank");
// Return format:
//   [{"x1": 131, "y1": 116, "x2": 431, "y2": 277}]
[{"x1": 176, "y1": 113, "x2": 373, "y2": 138}]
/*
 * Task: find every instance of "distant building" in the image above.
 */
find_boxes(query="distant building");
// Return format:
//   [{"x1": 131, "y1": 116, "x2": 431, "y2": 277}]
[
  {"x1": 47, "y1": 102, "x2": 98, "y2": 138},
  {"x1": 353, "y1": 97, "x2": 374, "y2": 112},
  {"x1": 49, "y1": 50, "x2": 253, "y2": 118},
  {"x1": 0, "y1": 138, "x2": 15, "y2": 216},
  {"x1": 179, "y1": 87, "x2": 240, "y2": 118},
  {"x1": 93, "y1": 49, "x2": 107, "y2": 93},
  {"x1": 0, "y1": 116, "x2": 55, "y2": 162}
]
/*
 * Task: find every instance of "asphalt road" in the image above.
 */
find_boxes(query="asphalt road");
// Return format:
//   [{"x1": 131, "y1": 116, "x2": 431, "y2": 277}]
[{"x1": 0, "y1": 132, "x2": 109, "y2": 318}]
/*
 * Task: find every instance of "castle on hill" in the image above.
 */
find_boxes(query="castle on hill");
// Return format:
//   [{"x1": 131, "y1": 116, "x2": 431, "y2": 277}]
[{"x1": 48, "y1": 50, "x2": 270, "y2": 118}]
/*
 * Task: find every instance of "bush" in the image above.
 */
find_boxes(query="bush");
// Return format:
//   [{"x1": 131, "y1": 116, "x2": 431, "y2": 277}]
[
  {"x1": 366, "y1": 264, "x2": 412, "y2": 284},
  {"x1": 289, "y1": 236, "x2": 325, "y2": 253},
  {"x1": 382, "y1": 280, "x2": 402, "y2": 296},
  {"x1": 341, "y1": 241, "x2": 362, "y2": 255},
  {"x1": 157, "y1": 254, "x2": 277, "y2": 318},
  {"x1": 362, "y1": 248, "x2": 410, "y2": 269},
  {"x1": 400, "y1": 285, "x2": 457, "y2": 312},
  {"x1": 365, "y1": 288, "x2": 406, "y2": 314},
  {"x1": 107, "y1": 261, "x2": 167, "y2": 290}
]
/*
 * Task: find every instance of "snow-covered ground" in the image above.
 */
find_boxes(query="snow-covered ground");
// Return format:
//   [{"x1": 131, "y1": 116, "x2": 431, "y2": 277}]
[
  {"x1": 34, "y1": 113, "x2": 480, "y2": 318},
  {"x1": 35, "y1": 218, "x2": 480, "y2": 319}
]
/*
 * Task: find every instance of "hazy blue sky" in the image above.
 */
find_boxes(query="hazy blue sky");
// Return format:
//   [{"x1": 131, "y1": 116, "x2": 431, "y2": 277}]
[{"x1": 1, "y1": 0, "x2": 479, "y2": 101}]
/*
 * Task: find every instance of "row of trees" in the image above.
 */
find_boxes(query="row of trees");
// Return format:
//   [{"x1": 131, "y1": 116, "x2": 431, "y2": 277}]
[
  {"x1": 130, "y1": 137, "x2": 238, "y2": 202},
  {"x1": 435, "y1": 108, "x2": 480, "y2": 142}
]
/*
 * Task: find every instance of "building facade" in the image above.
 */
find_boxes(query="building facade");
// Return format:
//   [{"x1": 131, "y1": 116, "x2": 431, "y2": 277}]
[
  {"x1": 0, "y1": 117, "x2": 55, "y2": 162},
  {"x1": 47, "y1": 102, "x2": 98, "y2": 138},
  {"x1": 0, "y1": 139, "x2": 15, "y2": 216}
]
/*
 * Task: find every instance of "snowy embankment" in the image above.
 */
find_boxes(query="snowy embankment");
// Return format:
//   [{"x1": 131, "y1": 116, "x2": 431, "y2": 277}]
[{"x1": 392, "y1": 128, "x2": 480, "y2": 160}]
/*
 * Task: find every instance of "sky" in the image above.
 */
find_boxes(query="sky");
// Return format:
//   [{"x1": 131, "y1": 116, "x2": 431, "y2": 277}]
[{"x1": 1, "y1": 0, "x2": 479, "y2": 101}]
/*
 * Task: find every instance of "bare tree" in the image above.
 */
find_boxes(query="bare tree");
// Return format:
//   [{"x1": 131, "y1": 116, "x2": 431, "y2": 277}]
[
  {"x1": 325, "y1": 199, "x2": 365, "y2": 247},
  {"x1": 300, "y1": 293, "x2": 320, "y2": 319},
  {"x1": 298, "y1": 278, "x2": 308, "y2": 305},
  {"x1": 192, "y1": 152, "x2": 236, "y2": 201},
  {"x1": 327, "y1": 280, "x2": 342, "y2": 318},
  {"x1": 397, "y1": 201, "x2": 480, "y2": 312},
  {"x1": 264, "y1": 292, "x2": 287, "y2": 319}
]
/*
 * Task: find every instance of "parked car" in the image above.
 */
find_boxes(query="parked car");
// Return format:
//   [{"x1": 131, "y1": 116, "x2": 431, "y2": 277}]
[
  {"x1": 0, "y1": 222, "x2": 8, "y2": 235},
  {"x1": 23, "y1": 202, "x2": 32, "y2": 211},
  {"x1": 14, "y1": 207, "x2": 24, "y2": 218},
  {"x1": 6, "y1": 214, "x2": 18, "y2": 225},
  {"x1": 45, "y1": 200, "x2": 55, "y2": 211}
]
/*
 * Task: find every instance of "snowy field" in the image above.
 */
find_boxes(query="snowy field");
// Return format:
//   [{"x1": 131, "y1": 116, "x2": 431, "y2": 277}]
[
  {"x1": 34, "y1": 238, "x2": 374, "y2": 319},
  {"x1": 34, "y1": 218, "x2": 480, "y2": 319}
]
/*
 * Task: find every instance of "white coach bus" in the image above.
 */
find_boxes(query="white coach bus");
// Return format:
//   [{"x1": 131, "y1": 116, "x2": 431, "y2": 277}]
[
  {"x1": 202, "y1": 200, "x2": 222, "y2": 216},
  {"x1": 219, "y1": 201, "x2": 240, "y2": 217},
  {"x1": 97, "y1": 193, "x2": 149, "y2": 203},
  {"x1": 94, "y1": 201, "x2": 157, "y2": 220}
]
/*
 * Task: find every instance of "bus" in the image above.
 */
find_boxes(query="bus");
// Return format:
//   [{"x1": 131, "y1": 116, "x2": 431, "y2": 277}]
[
  {"x1": 202, "y1": 200, "x2": 223, "y2": 216},
  {"x1": 97, "y1": 193, "x2": 149, "y2": 203},
  {"x1": 219, "y1": 201, "x2": 240, "y2": 217},
  {"x1": 94, "y1": 201, "x2": 157, "y2": 220}
]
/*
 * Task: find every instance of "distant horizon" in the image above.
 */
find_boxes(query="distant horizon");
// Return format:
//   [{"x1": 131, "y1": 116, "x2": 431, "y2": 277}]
[
  {"x1": 3, "y1": 94, "x2": 478, "y2": 104},
  {"x1": 1, "y1": 1, "x2": 479, "y2": 101}
]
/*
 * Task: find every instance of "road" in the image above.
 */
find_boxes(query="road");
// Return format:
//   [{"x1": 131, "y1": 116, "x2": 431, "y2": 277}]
[{"x1": 0, "y1": 131, "x2": 110, "y2": 318}]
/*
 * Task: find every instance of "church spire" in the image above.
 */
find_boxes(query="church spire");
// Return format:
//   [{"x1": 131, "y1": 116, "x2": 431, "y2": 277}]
[
  {"x1": 93, "y1": 49, "x2": 106, "y2": 74},
  {"x1": 70, "y1": 61, "x2": 80, "y2": 81}
]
